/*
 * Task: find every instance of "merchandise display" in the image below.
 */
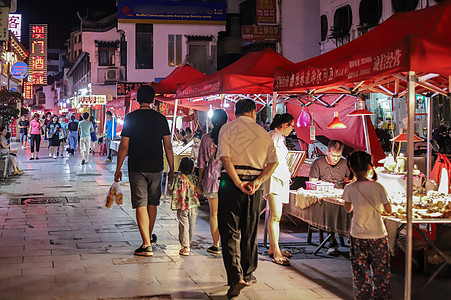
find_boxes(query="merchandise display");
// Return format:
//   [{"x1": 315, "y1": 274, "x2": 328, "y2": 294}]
[{"x1": 295, "y1": 187, "x2": 451, "y2": 220}]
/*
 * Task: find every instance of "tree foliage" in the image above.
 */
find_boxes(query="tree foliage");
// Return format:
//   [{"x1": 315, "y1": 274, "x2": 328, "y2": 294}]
[{"x1": 0, "y1": 88, "x2": 23, "y2": 125}]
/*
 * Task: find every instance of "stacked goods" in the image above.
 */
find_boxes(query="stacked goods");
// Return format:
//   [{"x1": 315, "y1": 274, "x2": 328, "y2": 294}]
[{"x1": 389, "y1": 191, "x2": 451, "y2": 219}]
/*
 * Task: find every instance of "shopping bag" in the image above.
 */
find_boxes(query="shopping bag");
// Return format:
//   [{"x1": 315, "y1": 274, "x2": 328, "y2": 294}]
[
  {"x1": 297, "y1": 108, "x2": 311, "y2": 127},
  {"x1": 105, "y1": 182, "x2": 123, "y2": 207}
]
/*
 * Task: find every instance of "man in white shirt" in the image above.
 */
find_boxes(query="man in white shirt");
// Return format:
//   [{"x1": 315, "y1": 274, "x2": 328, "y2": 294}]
[{"x1": 217, "y1": 99, "x2": 278, "y2": 298}]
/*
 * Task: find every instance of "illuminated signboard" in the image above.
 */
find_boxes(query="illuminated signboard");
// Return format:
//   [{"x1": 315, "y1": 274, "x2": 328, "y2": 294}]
[
  {"x1": 23, "y1": 82, "x2": 33, "y2": 100},
  {"x1": 11, "y1": 61, "x2": 28, "y2": 79},
  {"x1": 118, "y1": 0, "x2": 226, "y2": 24},
  {"x1": 257, "y1": 0, "x2": 276, "y2": 24},
  {"x1": 242, "y1": 25, "x2": 280, "y2": 42},
  {"x1": 73, "y1": 95, "x2": 107, "y2": 107},
  {"x1": 8, "y1": 14, "x2": 21, "y2": 41},
  {"x1": 29, "y1": 24, "x2": 48, "y2": 85}
]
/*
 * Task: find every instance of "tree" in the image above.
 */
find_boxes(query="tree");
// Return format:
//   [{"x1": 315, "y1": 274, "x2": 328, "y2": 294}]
[{"x1": 0, "y1": 88, "x2": 23, "y2": 126}]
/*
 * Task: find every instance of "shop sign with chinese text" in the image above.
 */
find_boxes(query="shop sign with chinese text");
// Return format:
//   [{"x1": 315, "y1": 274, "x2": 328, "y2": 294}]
[
  {"x1": 242, "y1": 25, "x2": 280, "y2": 42},
  {"x1": 117, "y1": 82, "x2": 146, "y2": 96},
  {"x1": 23, "y1": 82, "x2": 33, "y2": 100},
  {"x1": 0, "y1": 7, "x2": 9, "y2": 41},
  {"x1": 257, "y1": 0, "x2": 276, "y2": 24},
  {"x1": 29, "y1": 24, "x2": 48, "y2": 85},
  {"x1": 118, "y1": 0, "x2": 226, "y2": 24},
  {"x1": 8, "y1": 14, "x2": 21, "y2": 41},
  {"x1": 73, "y1": 95, "x2": 107, "y2": 107}
]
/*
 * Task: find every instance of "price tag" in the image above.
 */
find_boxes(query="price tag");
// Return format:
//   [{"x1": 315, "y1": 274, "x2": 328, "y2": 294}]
[{"x1": 310, "y1": 126, "x2": 316, "y2": 141}]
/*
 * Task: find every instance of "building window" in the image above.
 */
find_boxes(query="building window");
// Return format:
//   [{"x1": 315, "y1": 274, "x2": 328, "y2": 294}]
[
  {"x1": 168, "y1": 35, "x2": 175, "y2": 67},
  {"x1": 98, "y1": 48, "x2": 115, "y2": 66},
  {"x1": 188, "y1": 44, "x2": 208, "y2": 74},
  {"x1": 176, "y1": 35, "x2": 182, "y2": 66},
  {"x1": 168, "y1": 34, "x2": 183, "y2": 67},
  {"x1": 392, "y1": 0, "x2": 419, "y2": 13},
  {"x1": 320, "y1": 15, "x2": 328, "y2": 42},
  {"x1": 136, "y1": 24, "x2": 153, "y2": 69}
]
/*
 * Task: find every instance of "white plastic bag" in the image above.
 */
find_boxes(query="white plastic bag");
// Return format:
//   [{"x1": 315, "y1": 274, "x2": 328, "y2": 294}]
[{"x1": 105, "y1": 182, "x2": 123, "y2": 208}]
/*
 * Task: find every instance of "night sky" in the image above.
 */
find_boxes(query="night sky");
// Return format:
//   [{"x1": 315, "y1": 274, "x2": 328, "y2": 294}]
[{"x1": 17, "y1": 0, "x2": 117, "y2": 50}]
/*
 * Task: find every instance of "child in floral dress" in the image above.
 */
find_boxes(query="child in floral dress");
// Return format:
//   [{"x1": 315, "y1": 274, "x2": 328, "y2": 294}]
[
  {"x1": 343, "y1": 151, "x2": 392, "y2": 300},
  {"x1": 171, "y1": 157, "x2": 201, "y2": 256}
]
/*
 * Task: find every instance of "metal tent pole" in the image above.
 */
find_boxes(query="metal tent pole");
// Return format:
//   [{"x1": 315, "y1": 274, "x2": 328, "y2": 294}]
[
  {"x1": 426, "y1": 96, "x2": 432, "y2": 179},
  {"x1": 362, "y1": 115, "x2": 371, "y2": 154},
  {"x1": 404, "y1": 71, "x2": 416, "y2": 300},
  {"x1": 164, "y1": 98, "x2": 179, "y2": 202},
  {"x1": 272, "y1": 92, "x2": 278, "y2": 118}
]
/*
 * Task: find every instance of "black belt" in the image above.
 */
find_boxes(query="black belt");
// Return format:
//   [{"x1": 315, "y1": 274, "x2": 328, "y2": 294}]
[
  {"x1": 234, "y1": 165, "x2": 263, "y2": 172},
  {"x1": 221, "y1": 173, "x2": 259, "y2": 182}
]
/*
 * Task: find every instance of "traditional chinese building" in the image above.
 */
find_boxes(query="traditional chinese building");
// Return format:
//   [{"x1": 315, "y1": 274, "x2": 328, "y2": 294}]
[
  {"x1": 0, "y1": 30, "x2": 28, "y2": 91},
  {"x1": 66, "y1": 12, "x2": 122, "y2": 129},
  {"x1": 117, "y1": 0, "x2": 226, "y2": 83}
]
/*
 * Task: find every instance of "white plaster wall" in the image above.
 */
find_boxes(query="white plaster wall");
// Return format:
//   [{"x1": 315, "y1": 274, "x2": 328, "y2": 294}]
[
  {"x1": 81, "y1": 28, "x2": 122, "y2": 84},
  {"x1": 281, "y1": 0, "x2": 321, "y2": 63},
  {"x1": 118, "y1": 22, "x2": 225, "y2": 83},
  {"x1": 43, "y1": 85, "x2": 55, "y2": 111}
]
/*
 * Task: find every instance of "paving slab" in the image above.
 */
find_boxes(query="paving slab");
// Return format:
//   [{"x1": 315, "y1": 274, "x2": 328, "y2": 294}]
[{"x1": 0, "y1": 142, "x2": 450, "y2": 299}]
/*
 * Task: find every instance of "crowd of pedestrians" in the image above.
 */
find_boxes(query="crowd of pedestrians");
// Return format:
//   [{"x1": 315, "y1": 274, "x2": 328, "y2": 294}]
[
  {"x1": 111, "y1": 85, "x2": 392, "y2": 299},
  {"x1": 5, "y1": 85, "x2": 392, "y2": 299},
  {"x1": 7, "y1": 110, "x2": 118, "y2": 166}
]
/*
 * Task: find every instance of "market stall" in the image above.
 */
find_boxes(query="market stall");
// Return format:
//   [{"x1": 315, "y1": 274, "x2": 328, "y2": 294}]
[
  {"x1": 274, "y1": 2, "x2": 451, "y2": 297},
  {"x1": 176, "y1": 47, "x2": 293, "y2": 109}
]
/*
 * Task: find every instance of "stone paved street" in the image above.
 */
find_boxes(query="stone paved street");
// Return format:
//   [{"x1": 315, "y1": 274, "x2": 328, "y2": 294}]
[{"x1": 0, "y1": 142, "x2": 450, "y2": 300}]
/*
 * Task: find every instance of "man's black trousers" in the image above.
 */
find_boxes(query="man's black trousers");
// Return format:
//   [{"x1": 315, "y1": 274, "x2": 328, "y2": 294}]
[{"x1": 218, "y1": 174, "x2": 263, "y2": 285}]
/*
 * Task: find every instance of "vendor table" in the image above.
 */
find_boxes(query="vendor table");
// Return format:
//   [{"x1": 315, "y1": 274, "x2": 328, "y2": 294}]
[
  {"x1": 285, "y1": 190, "x2": 451, "y2": 294},
  {"x1": 285, "y1": 191, "x2": 352, "y2": 254},
  {"x1": 384, "y1": 217, "x2": 451, "y2": 294}
]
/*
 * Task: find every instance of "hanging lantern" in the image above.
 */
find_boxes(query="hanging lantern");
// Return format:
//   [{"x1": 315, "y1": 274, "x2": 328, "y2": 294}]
[
  {"x1": 327, "y1": 111, "x2": 347, "y2": 129},
  {"x1": 347, "y1": 98, "x2": 374, "y2": 116},
  {"x1": 390, "y1": 133, "x2": 423, "y2": 142}
]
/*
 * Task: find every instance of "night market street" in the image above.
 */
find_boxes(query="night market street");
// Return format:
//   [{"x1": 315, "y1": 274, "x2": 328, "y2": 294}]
[{"x1": 0, "y1": 142, "x2": 448, "y2": 300}]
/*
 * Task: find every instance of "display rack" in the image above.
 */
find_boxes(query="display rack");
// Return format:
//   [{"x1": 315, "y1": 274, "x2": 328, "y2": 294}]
[{"x1": 286, "y1": 151, "x2": 306, "y2": 177}]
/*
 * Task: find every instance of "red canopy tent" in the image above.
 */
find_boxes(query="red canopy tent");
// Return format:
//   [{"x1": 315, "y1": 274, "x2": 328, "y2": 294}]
[
  {"x1": 149, "y1": 64, "x2": 220, "y2": 112},
  {"x1": 151, "y1": 64, "x2": 205, "y2": 94},
  {"x1": 177, "y1": 48, "x2": 293, "y2": 105},
  {"x1": 274, "y1": 2, "x2": 451, "y2": 296}
]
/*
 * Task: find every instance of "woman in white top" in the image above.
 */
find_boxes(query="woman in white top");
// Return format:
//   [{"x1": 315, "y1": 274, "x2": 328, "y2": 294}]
[{"x1": 266, "y1": 113, "x2": 294, "y2": 266}]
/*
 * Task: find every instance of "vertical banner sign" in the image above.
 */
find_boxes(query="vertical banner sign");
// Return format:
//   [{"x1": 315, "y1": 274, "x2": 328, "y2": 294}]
[
  {"x1": 256, "y1": 0, "x2": 276, "y2": 24},
  {"x1": 8, "y1": 14, "x2": 21, "y2": 41},
  {"x1": 23, "y1": 82, "x2": 33, "y2": 100},
  {"x1": 0, "y1": 7, "x2": 9, "y2": 41},
  {"x1": 29, "y1": 24, "x2": 48, "y2": 85}
]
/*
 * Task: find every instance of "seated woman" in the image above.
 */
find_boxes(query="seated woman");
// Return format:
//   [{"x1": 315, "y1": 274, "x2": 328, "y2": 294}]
[{"x1": 0, "y1": 126, "x2": 23, "y2": 175}]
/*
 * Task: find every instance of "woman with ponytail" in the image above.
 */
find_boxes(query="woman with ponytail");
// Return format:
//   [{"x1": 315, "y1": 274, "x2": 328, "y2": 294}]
[
  {"x1": 266, "y1": 113, "x2": 294, "y2": 266},
  {"x1": 343, "y1": 151, "x2": 392, "y2": 299},
  {"x1": 198, "y1": 109, "x2": 228, "y2": 255}
]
